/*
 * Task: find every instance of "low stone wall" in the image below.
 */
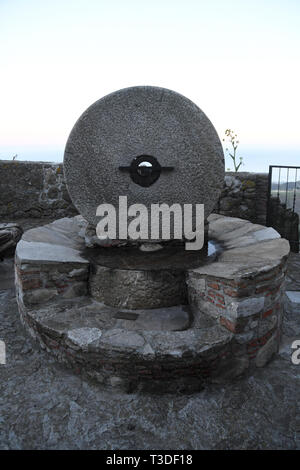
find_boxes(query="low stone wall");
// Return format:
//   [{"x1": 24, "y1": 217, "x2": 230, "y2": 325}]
[
  {"x1": 0, "y1": 161, "x2": 77, "y2": 219},
  {"x1": 15, "y1": 214, "x2": 289, "y2": 392},
  {"x1": 0, "y1": 162, "x2": 268, "y2": 225},
  {"x1": 267, "y1": 196, "x2": 299, "y2": 253},
  {"x1": 213, "y1": 172, "x2": 269, "y2": 225}
]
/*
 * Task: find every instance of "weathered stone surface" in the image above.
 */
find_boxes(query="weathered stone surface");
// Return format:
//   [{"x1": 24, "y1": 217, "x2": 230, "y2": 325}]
[
  {"x1": 188, "y1": 260, "x2": 281, "y2": 282},
  {"x1": 252, "y1": 227, "x2": 280, "y2": 241},
  {"x1": 67, "y1": 327, "x2": 102, "y2": 349},
  {"x1": 2, "y1": 250, "x2": 300, "y2": 449},
  {"x1": 227, "y1": 297, "x2": 265, "y2": 319},
  {"x1": 220, "y1": 227, "x2": 280, "y2": 250},
  {"x1": 16, "y1": 240, "x2": 88, "y2": 265},
  {"x1": 208, "y1": 216, "x2": 249, "y2": 239},
  {"x1": 115, "y1": 305, "x2": 190, "y2": 331},
  {"x1": 285, "y1": 291, "x2": 300, "y2": 314},
  {"x1": 22, "y1": 287, "x2": 58, "y2": 305},
  {"x1": 15, "y1": 216, "x2": 88, "y2": 265},
  {"x1": 22, "y1": 216, "x2": 87, "y2": 248},
  {"x1": 101, "y1": 329, "x2": 145, "y2": 350},
  {"x1": 219, "y1": 238, "x2": 290, "y2": 264},
  {"x1": 255, "y1": 332, "x2": 279, "y2": 367},
  {"x1": 0, "y1": 161, "x2": 77, "y2": 219},
  {"x1": 0, "y1": 223, "x2": 23, "y2": 258},
  {"x1": 284, "y1": 291, "x2": 300, "y2": 335},
  {"x1": 214, "y1": 172, "x2": 269, "y2": 226},
  {"x1": 89, "y1": 264, "x2": 187, "y2": 309},
  {"x1": 64, "y1": 86, "x2": 224, "y2": 229}
]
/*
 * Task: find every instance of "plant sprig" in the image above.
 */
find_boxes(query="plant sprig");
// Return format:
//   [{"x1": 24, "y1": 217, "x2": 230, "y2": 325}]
[{"x1": 223, "y1": 129, "x2": 243, "y2": 172}]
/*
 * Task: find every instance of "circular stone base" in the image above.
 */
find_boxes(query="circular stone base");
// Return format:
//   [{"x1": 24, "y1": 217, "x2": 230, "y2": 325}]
[
  {"x1": 87, "y1": 242, "x2": 218, "y2": 309},
  {"x1": 15, "y1": 214, "x2": 290, "y2": 393},
  {"x1": 18, "y1": 296, "x2": 233, "y2": 393}
]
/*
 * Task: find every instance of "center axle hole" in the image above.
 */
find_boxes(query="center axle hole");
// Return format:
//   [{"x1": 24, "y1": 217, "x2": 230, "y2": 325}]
[{"x1": 137, "y1": 161, "x2": 153, "y2": 176}]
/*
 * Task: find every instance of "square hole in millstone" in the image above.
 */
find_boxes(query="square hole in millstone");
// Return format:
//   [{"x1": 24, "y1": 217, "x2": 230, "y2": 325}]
[{"x1": 114, "y1": 311, "x2": 140, "y2": 321}]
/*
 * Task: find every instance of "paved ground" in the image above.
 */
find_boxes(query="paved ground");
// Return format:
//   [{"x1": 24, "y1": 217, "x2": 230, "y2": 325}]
[
  {"x1": 0, "y1": 219, "x2": 299, "y2": 449},
  {"x1": 286, "y1": 252, "x2": 300, "y2": 291}
]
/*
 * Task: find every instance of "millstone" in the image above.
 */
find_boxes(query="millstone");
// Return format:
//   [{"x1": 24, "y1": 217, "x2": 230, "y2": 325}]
[{"x1": 64, "y1": 86, "x2": 225, "y2": 232}]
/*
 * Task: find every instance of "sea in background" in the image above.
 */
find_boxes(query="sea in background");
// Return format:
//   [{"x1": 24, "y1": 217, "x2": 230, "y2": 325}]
[{"x1": 0, "y1": 144, "x2": 299, "y2": 174}]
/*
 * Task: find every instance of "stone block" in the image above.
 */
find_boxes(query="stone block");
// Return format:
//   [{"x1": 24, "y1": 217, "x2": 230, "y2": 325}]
[
  {"x1": 226, "y1": 297, "x2": 265, "y2": 319},
  {"x1": 256, "y1": 332, "x2": 279, "y2": 367}
]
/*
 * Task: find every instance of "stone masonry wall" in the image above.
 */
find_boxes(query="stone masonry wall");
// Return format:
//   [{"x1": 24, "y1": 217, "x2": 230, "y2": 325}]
[
  {"x1": 0, "y1": 161, "x2": 78, "y2": 219},
  {"x1": 0, "y1": 162, "x2": 268, "y2": 225},
  {"x1": 213, "y1": 172, "x2": 269, "y2": 225}
]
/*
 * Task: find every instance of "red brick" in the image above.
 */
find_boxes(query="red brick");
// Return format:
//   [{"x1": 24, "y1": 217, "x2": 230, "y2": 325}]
[
  {"x1": 263, "y1": 308, "x2": 273, "y2": 318},
  {"x1": 220, "y1": 316, "x2": 237, "y2": 333},
  {"x1": 215, "y1": 303, "x2": 226, "y2": 309},
  {"x1": 215, "y1": 293, "x2": 225, "y2": 304},
  {"x1": 221, "y1": 280, "x2": 248, "y2": 289},
  {"x1": 208, "y1": 290, "x2": 216, "y2": 298},
  {"x1": 224, "y1": 288, "x2": 239, "y2": 297},
  {"x1": 207, "y1": 282, "x2": 220, "y2": 290},
  {"x1": 21, "y1": 278, "x2": 42, "y2": 290},
  {"x1": 17, "y1": 268, "x2": 40, "y2": 278}
]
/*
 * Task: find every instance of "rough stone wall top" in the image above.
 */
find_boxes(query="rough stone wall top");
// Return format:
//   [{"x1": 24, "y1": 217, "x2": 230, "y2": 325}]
[
  {"x1": 64, "y1": 86, "x2": 225, "y2": 226},
  {"x1": 214, "y1": 172, "x2": 269, "y2": 225},
  {"x1": 0, "y1": 161, "x2": 77, "y2": 219}
]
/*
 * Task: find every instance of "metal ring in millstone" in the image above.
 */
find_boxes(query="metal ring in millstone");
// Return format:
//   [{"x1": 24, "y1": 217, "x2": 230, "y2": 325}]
[
  {"x1": 119, "y1": 155, "x2": 174, "y2": 187},
  {"x1": 63, "y1": 86, "x2": 225, "y2": 228}
]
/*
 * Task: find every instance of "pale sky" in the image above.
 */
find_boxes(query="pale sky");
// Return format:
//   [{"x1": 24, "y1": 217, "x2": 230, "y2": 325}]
[{"x1": 1, "y1": 0, "x2": 300, "y2": 171}]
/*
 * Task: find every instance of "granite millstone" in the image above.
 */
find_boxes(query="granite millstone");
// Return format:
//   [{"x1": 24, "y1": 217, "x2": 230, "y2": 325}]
[{"x1": 64, "y1": 86, "x2": 225, "y2": 232}]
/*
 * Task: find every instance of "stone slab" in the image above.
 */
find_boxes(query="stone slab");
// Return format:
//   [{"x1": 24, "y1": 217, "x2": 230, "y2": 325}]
[
  {"x1": 219, "y1": 238, "x2": 290, "y2": 263},
  {"x1": 67, "y1": 327, "x2": 102, "y2": 349},
  {"x1": 16, "y1": 240, "x2": 88, "y2": 265},
  {"x1": 227, "y1": 297, "x2": 265, "y2": 319},
  {"x1": 285, "y1": 291, "x2": 300, "y2": 313},
  {"x1": 114, "y1": 305, "x2": 190, "y2": 331}
]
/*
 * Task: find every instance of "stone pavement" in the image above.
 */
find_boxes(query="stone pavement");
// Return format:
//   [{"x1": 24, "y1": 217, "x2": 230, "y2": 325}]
[
  {"x1": 0, "y1": 228, "x2": 299, "y2": 449},
  {"x1": 286, "y1": 252, "x2": 300, "y2": 291}
]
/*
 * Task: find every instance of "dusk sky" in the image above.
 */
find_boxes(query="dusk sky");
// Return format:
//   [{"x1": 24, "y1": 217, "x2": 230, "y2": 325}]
[{"x1": 1, "y1": 0, "x2": 300, "y2": 172}]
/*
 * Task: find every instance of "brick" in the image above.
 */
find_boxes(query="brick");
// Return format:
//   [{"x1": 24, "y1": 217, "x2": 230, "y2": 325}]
[
  {"x1": 208, "y1": 290, "x2": 216, "y2": 298},
  {"x1": 221, "y1": 279, "x2": 248, "y2": 289},
  {"x1": 17, "y1": 267, "x2": 41, "y2": 278},
  {"x1": 207, "y1": 282, "x2": 220, "y2": 290},
  {"x1": 224, "y1": 288, "x2": 239, "y2": 297},
  {"x1": 21, "y1": 278, "x2": 42, "y2": 291},
  {"x1": 215, "y1": 303, "x2": 226, "y2": 309},
  {"x1": 227, "y1": 296, "x2": 264, "y2": 319},
  {"x1": 263, "y1": 308, "x2": 273, "y2": 318},
  {"x1": 220, "y1": 316, "x2": 237, "y2": 333},
  {"x1": 215, "y1": 293, "x2": 225, "y2": 304}
]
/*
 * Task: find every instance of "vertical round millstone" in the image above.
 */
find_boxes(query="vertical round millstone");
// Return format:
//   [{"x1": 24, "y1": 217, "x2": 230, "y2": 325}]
[{"x1": 64, "y1": 86, "x2": 225, "y2": 236}]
